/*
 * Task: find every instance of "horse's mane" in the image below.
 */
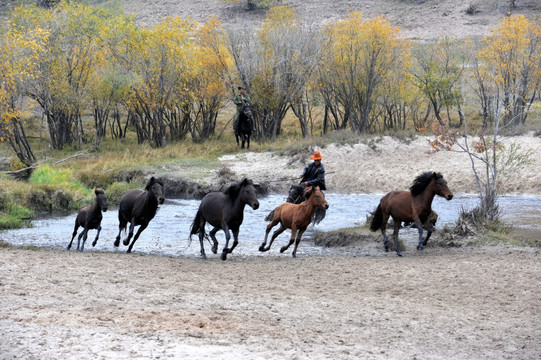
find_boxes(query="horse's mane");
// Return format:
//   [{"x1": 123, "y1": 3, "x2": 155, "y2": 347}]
[
  {"x1": 410, "y1": 172, "x2": 442, "y2": 196},
  {"x1": 224, "y1": 178, "x2": 253, "y2": 199}
]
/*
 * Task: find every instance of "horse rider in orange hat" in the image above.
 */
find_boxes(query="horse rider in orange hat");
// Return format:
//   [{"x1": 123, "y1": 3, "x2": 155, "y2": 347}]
[{"x1": 286, "y1": 151, "x2": 326, "y2": 204}]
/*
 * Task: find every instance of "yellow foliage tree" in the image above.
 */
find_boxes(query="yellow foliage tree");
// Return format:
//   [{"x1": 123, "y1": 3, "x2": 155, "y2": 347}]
[
  {"x1": 477, "y1": 15, "x2": 541, "y2": 129},
  {"x1": 320, "y1": 12, "x2": 411, "y2": 134},
  {"x1": 0, "y1": 20, "x2": 49, "y2": 165}
]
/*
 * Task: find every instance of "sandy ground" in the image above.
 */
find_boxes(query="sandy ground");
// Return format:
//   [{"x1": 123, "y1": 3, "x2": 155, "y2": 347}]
[
  {"x1": 1, "y1": 247, "x2": 540, "y2": 359},
  {"x1": 1, "y1": 134, "x2": 541, "y2": 359}
]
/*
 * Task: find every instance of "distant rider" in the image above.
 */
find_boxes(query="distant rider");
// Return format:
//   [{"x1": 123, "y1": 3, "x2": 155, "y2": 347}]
[{"x1": 233, "y1": 85, "x2": 251, "y2": 134}]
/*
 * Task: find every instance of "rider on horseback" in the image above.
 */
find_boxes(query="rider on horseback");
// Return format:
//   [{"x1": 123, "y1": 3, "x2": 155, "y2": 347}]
[
  {"x1": 286, "y1": 151, "x2": 326, "y2": 204},
  {"x1": 233, "y1": 85, "x2": 251, "y2": 134}
]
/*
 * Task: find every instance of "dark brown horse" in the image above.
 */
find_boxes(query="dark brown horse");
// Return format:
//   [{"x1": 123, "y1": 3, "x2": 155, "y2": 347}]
[
  {"x1": 114, "y1": 177, "x2": 165, "y2": 253},
  {"x1": 190, "y1": 178, "x2": 259, "y2": 260},
  {"x1": 369, "y1": 172, "x2": 453, "y2": 256},
  {"x1": 260, "y1": 186, "x2": 329, "y2": 258},
  {"x1": 235, "y1": 105, "x2": 253, "y2": 149},
  {"x1": 67, "y1": 189, "x2": 108, "y2": 252}
]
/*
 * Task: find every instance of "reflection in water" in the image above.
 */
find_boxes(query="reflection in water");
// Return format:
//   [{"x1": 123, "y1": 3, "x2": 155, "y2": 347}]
[{"x1": 1, "y1": 194, "x2": 540, "y2": 257}]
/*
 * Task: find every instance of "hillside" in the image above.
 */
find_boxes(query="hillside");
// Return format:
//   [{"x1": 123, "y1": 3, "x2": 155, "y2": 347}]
[{"x1": 113, "y1": 0, "x2": 540, "y2": 39}]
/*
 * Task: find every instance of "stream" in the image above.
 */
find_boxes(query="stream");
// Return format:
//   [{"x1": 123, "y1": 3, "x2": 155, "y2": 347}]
[{"x1": 1, "y1": 194, "x2": 539, "y2": 257}]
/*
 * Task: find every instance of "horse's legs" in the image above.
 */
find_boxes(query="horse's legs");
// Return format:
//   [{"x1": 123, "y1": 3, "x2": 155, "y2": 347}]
[
  {"x1": 126, "y1": 222, "x2": 148, "y2": 253},
  {"x1": 198, "y1": 227, "x2": 207, "y2": 259},
  {"x1": 68, "y1": 223, "x2": 79, "y2": 250},
  {"x1": 392, "y1": 221, "x2": 402, "y2": 257},
  {"x1": 260, "y1": 220, "x2": 283, "y2": 252},
  {"x1": 209, "y1": 227, "x2": 219, "y2": 254},
  {"x1": 77, "y1": 228, "x2": 89, "y2": 252},
  {"x1": 114, "y1": 217, "x2": 127, "y2": 247},
  {"x1": 246, "y1": 135, "x2": 250, "y2": 150},
  {"x1": 280, "y1": 226, "x2": 298, "y2": 254},
  {"x1": 423, "y1": 229, "x2": 432, "y2": 247},
  {"x1": 416, "y1": 225, "x2": 425, "y2": 251},
  {"x1": 123, "y1": 218, "x2": 136, "y2": 246},
  {"x1": 227, "y1": 228, "x2": 240, "y2": 254},
  {"x1": 220, "y1": 223, "x2": 231, "y2": 261},
  {"x1": 92, "y1": 225, "x2": 102, "y2": 247},
  {"x1": 291, "y1": 228, "x2": 306, "y2": 258},
  {"x1": 380, "y1": 213, "x2": 391, "y2": 252}
]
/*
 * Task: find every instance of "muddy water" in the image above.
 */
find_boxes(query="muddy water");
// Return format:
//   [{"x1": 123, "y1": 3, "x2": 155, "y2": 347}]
[{"x1": 1, "y1": 194, "x2": 540, "y2": 258}]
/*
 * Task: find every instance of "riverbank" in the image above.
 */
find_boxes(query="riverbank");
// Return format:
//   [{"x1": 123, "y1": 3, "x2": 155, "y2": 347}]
[{"x1": 213, "y1": 133, "x2": 541, "y2": 196}]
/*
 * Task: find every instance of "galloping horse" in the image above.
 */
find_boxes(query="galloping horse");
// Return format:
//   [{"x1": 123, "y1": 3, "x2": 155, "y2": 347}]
[
  {"x1": 114, "y1": 177, "x2": 165, "y2": 253},
  {"x1": 369, "y1": 172, "x2": 453, "y2": 256},
  {"x1": 235, "y1": 105, "x2": 253, "y2": 149},
  {"x1": 190, "y1": 178, "x2": 259, "y2": 260},
  {"x1": 260, "y1": 186, "x2": 329, "y2": 258},
  {"x1": 67, "y1": 189, "x2": 108, "y2": 252}
]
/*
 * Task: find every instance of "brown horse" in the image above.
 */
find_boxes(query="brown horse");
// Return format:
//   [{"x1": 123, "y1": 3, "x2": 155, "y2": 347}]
[
  {"x1": 114, "y1": 177, "x2": 165, "y2": 253},
  {"x1": 190, "y1": 178, "x2": 259, "y2": 260},
  {"x1": 67, "y1": 189, "x2": 108, "y2": 252},
  {"x1": 260, "y1": 186, "x2": 329, "y2": 258},
  {"x1": 369, "y1": 172, "x2": 453, "y2": 256}
]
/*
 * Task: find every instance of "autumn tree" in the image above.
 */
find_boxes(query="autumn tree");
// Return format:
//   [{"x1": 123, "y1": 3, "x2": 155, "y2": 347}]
[
  {"x1": 319, "y1": 12, "x2": 411, "y2": 134},
  {"x1": 9, "y1": 3, "x2": 108, "y2": 150},
  {"x1": 475, "y1": 15, "x2": 541, "y2": 131},
  {"x1": 228, "y1": 6, "x2": 321, "y2": 140},
  {"x1": 126, "y1": 17, "x2": 197, "y2": 147},
  {"x1": 0, "y1": 16, "x2": 49, "y2": 165},
  {"x1": 410, "y1": 37, "x2": 467, "y2": 128},
  {"x1": 190, "y1": 17, "x2": 232, "y2": 141}
]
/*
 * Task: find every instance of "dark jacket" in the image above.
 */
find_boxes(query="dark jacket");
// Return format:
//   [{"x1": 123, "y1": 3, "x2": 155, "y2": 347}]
[{"x1": 300, "y1": 162, "x2": 326, "y2": 190}]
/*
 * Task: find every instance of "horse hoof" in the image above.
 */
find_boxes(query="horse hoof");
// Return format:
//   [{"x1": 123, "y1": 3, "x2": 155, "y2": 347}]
[
  {"x1": 92, "y1": 241, "x2": 97, "y2": 247},
  {"x1": 123, "y1": 240, "x2": 130, "y2": 246},
  {"x1": 200, "y1": 254, "x2": 207, "y2": 259},
  {"x1": 259, "y1": 245, "x2": 266, "y2": 252},
  {"x1": 113, "y1": 239, "x2": 120, "y2": 247},
  {"x1": 417, "y1": 245, "x2": 424, "y2": 251},
  {"x1": 279, "y1": 247, "x2": 287, "y2": 253},
  {"x1": 396, "y1": 252, "x2": 403, "y2": 257},
  {"x1": 292, "y1": 253, "x2": 297, "y2": 258},
  {"x1": 211, "y1": 246, "x2": 218, "y2": 254},
  {"x1": 220, "y1": 253, "x2": 227, "y2": 261}
]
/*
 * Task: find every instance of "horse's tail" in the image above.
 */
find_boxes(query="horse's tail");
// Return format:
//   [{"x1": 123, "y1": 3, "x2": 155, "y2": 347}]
[
  {"x1": 189, "y1": 208, "x2": 203, "y2": 238},
  {"x1": 369, "y1": 204, "x2": 383, "y2": 232},
  {"x1": 265, "y1": 209, "x2": 275, "y2": 222}
]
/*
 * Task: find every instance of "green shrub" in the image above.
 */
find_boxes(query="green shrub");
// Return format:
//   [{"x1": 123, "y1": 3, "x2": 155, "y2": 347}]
[{"x1": 106, "y1": 180, "x2": 144, "y2": 206}]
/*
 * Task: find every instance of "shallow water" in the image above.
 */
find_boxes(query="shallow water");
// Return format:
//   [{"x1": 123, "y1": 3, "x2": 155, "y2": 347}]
[{"x1": 1, "y1": 194, "x2": 539, "y2": 258}]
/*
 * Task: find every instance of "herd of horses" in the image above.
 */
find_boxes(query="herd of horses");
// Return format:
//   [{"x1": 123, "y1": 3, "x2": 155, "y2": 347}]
[{"x1": 68, "y1": 171, "x2": 453, "y2": 259}]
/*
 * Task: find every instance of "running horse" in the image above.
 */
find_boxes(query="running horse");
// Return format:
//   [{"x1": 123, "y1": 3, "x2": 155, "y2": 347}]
[
  {"x1": 114, "y1": 177, "x2": 165, "y2": 253},
  {"x1": 235, "y1": 105, "x2": 253, "y2": 149},
  {"x1": 369, "y1": 171, "x2": 453, "y2": 256},
  {"x1": 260, "y1": 186, "x2": 329, "y2": 258},
  {"x1": 190, "y1": 178, "x2": 259, "y2": 260},
  {"x1": 67, "y1": 188, "x2": 108, "y2": 252}
]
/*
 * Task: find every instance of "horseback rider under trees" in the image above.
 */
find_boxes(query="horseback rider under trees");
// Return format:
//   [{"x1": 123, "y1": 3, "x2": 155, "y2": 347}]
[
  {"x1": 233, "y1": 86, "x2": 251, "y2": 134},
  {"x1": 287, "y1": 151, "x2": 326, "y2": 204}
]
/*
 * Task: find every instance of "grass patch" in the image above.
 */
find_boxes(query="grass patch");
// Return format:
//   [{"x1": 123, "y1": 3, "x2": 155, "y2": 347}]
[{"x1": 0, "y1": 203, "x2": 34, "y2": 229}]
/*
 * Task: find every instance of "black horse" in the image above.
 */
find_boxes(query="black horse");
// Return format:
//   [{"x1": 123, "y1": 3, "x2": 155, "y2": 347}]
[
  {"x1": 114, "y1": 177, "x2": 165, "y2": 253},
  {"x1": 235, "y1": 105, "x2": 253, "y2": 149},
  {"x1": 68, "y1": 189, "x2": 108, "y2": 252},
  {"x1": 190, "y1": 178, "x2": 259, "y2": 260}
]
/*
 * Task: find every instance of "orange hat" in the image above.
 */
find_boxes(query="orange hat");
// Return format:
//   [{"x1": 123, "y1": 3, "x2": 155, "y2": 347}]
[{"x1": 310, "y1": 151, "x2": 323, "y2": 160}]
